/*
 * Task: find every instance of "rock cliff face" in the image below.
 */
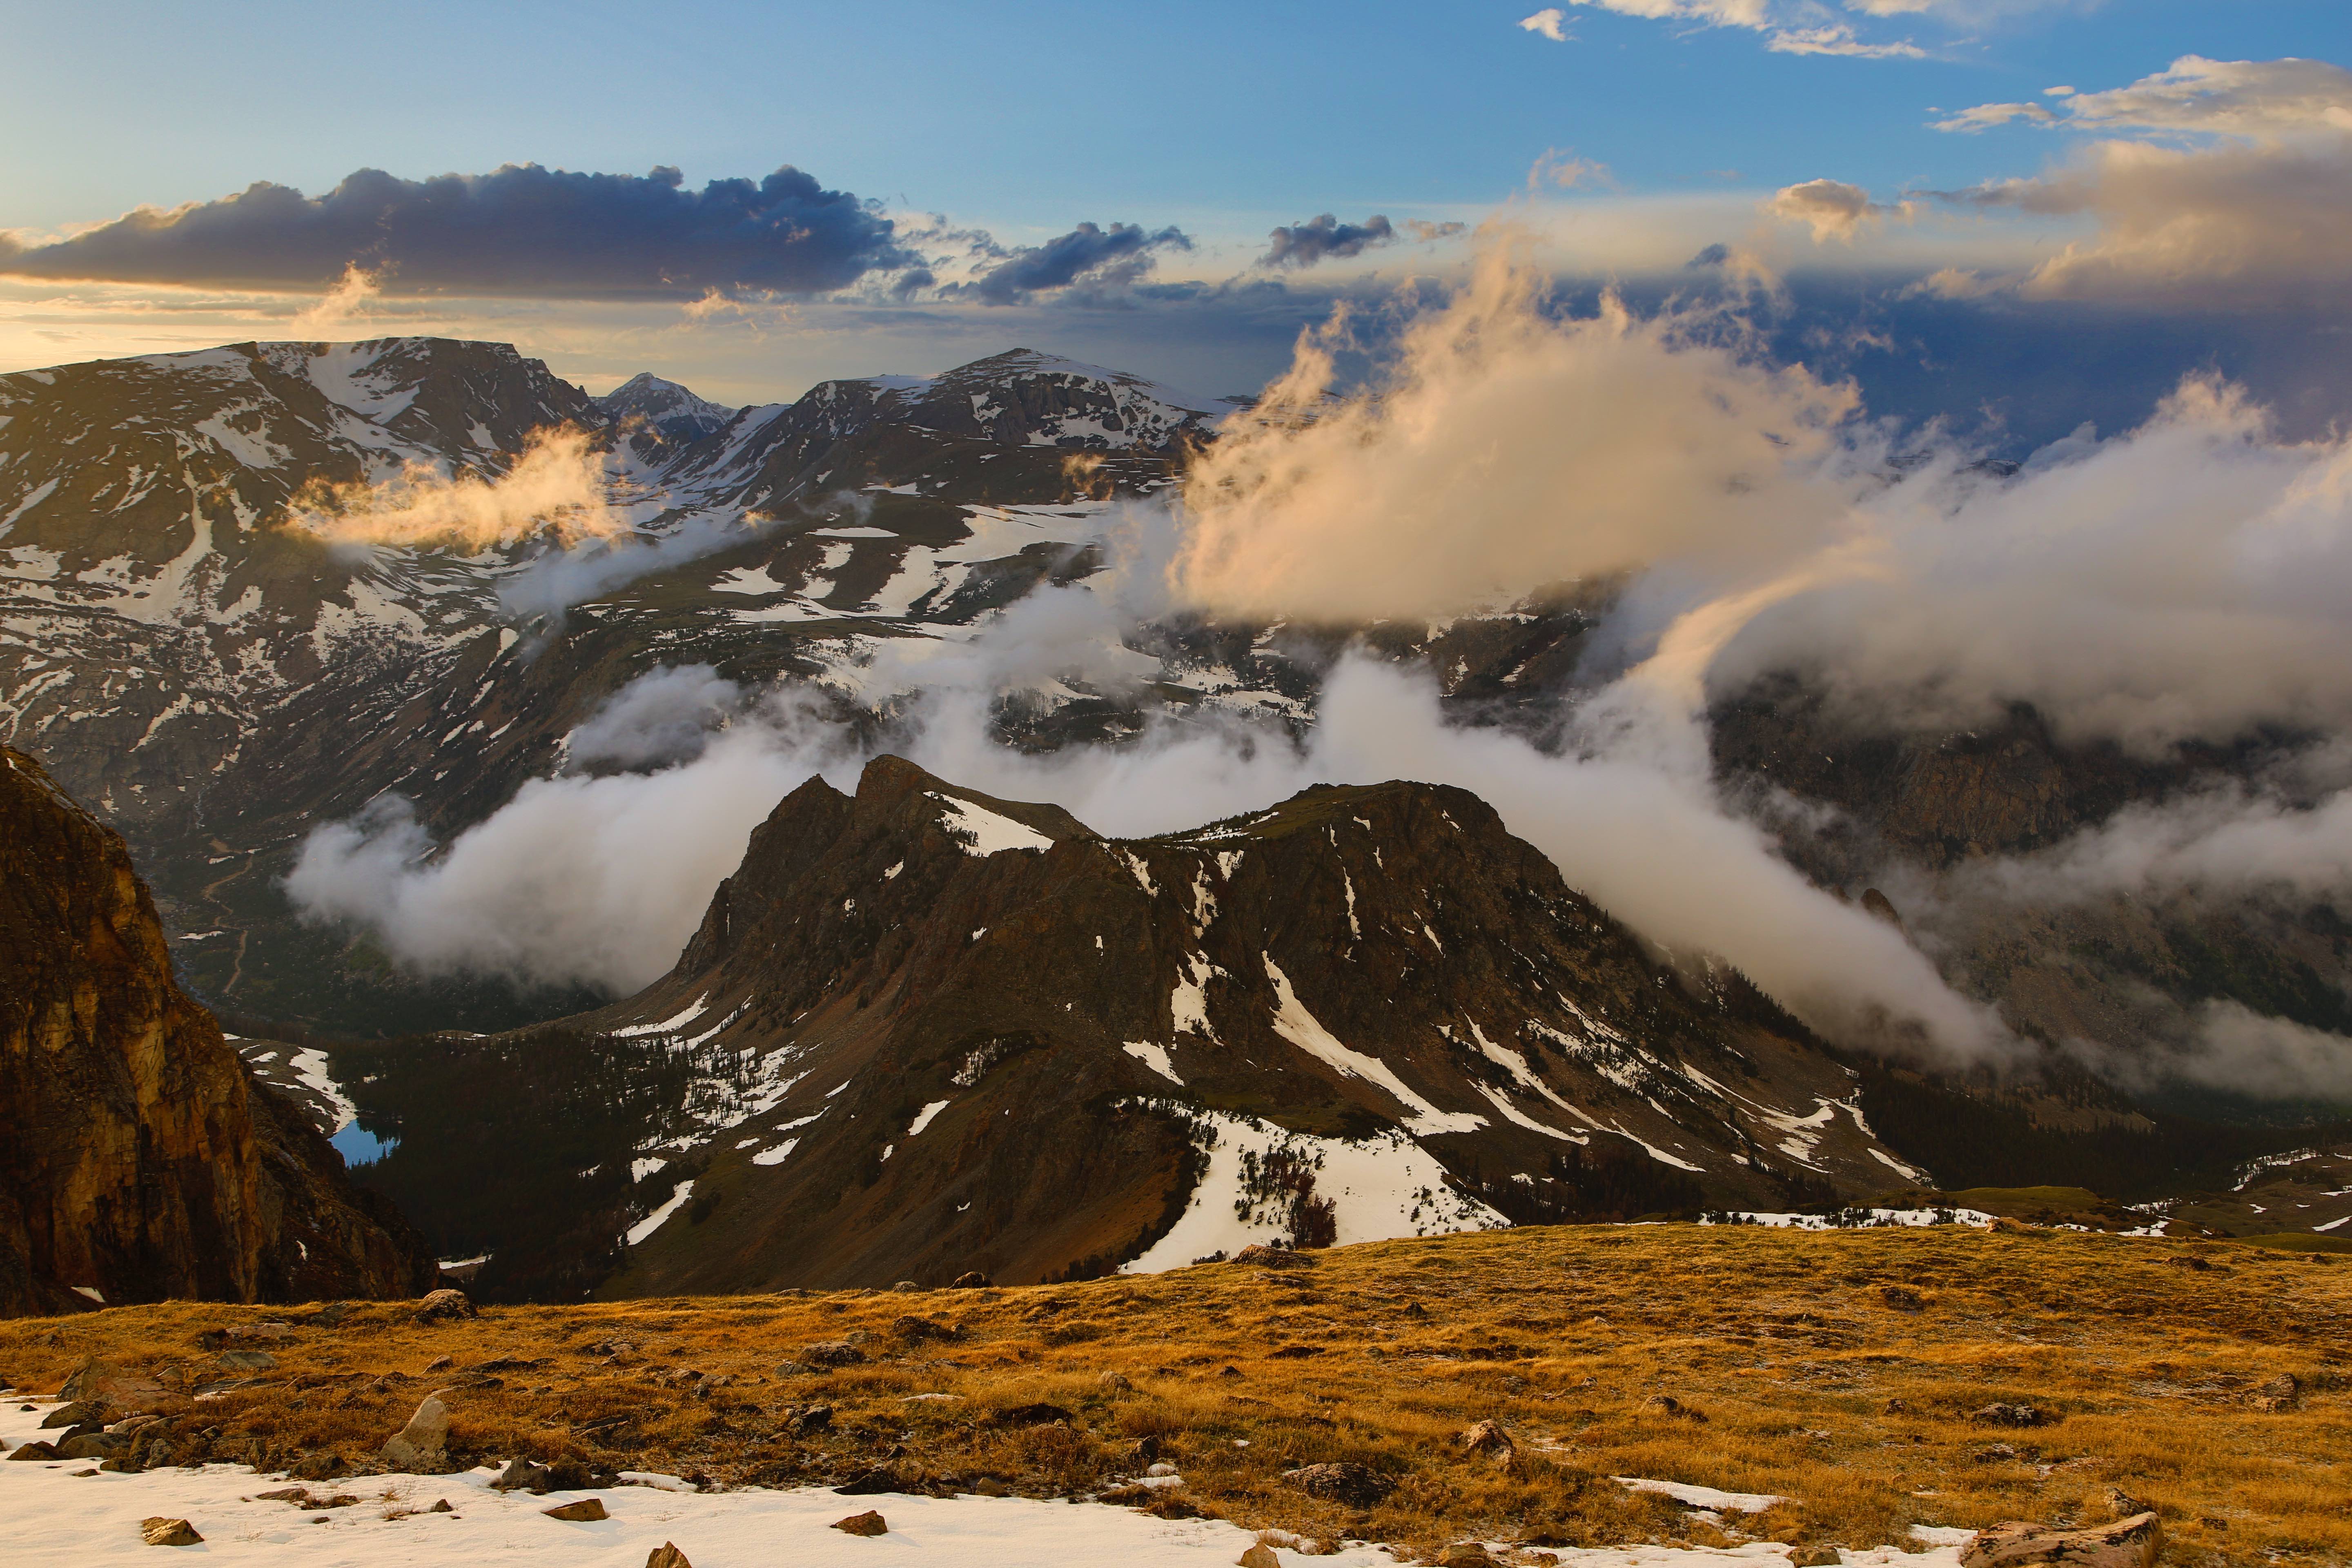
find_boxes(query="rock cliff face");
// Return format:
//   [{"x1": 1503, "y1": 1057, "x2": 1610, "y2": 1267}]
[
  {"x1": 337, "y1": 757, "x2": 1920, "y2": 1298},
  {"x1": 0, "y1": 746, "x2": 434, "y2": 1316}
]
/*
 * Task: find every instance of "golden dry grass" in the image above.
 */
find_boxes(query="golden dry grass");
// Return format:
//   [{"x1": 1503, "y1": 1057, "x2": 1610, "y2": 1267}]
[{"x1": 4, "y1": 1224, "x2": 2346, "y2": 1566}]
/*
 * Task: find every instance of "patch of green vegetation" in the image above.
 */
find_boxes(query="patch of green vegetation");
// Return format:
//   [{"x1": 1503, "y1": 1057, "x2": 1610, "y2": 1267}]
[{"x1": 2233, "y1": 1232, "x2": 2352, "y2": 1255}]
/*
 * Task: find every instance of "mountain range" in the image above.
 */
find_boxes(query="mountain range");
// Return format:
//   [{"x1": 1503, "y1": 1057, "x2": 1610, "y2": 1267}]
[{"x1": 3, "y1": 332, "x2": 2346, "y2": 1299}]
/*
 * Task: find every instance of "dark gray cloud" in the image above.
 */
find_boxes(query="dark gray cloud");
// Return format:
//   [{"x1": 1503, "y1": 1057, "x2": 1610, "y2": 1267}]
[
  {"x1": 1259, "y1": 214, "x2": 1396, "y2": 270},
  {"x1": 961, "y1": 222, "x2": 1192, "y2": 306},
  {"x1": 0, "y1": 163, "x2": 917, "y2": 299}
]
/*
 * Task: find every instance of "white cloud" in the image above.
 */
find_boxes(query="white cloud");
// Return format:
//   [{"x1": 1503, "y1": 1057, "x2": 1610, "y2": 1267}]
[
  {"x1": 1560, "y1": 0, "x2": 2075, "y2": 58},
  {"x1": 1935, "y1": 57, "x2": 2352, "y2": 304},
  {"x1": 1519, "y1": 8, "x2": 1571, "y2": 41},
  {"x1": 1767, "y1": 178, "x2": 1911, "y2": 241}
]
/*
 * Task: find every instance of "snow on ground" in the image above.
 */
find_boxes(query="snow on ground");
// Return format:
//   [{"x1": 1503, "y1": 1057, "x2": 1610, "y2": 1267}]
[
  {"x1": 1263, "y1": 959, "x2": 1488, "y2": 1136},
  {"x1": 1122, "y1": 1107, "x2": 1506, "y2": 1274},
  {"x1": 1614, "y1": 1478, "x2": 1789, "y2": 1514},
  {"x1": 626, "y1": 1180, "x2": 696, "y2": 1245},
  {"x1": 287, "y1": 1049, "x2": 359, "y2": 1133},
  {"x1": 0, "y1": 1403, "x2": 1969, "y2": 1568},
  {"x1": 929, "y1": 793, "x2": 1053, "y2": 855}
]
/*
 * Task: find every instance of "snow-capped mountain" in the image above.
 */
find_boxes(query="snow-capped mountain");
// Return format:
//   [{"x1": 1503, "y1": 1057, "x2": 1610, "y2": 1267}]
[
  {"x1": 596, "y1": 372, "x2": 737, "y2": 461},
  {"x1": 327, "y1": 757, "x2": 1916, "y2": 1297}
]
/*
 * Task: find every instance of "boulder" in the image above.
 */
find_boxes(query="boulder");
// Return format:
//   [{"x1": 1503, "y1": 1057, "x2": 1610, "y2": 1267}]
[
  {"x1": 60, "y1": 1360, "x2": 182, "y2": 1415},
  {"x1": 893, "y1": 1315, "x2": 956, "y2": 1343},
  {"x1": 804, "y1": 1341, "x2": 866, "y2": 1368},
  {"x1": 139, "y1": 1518, "x2": 203, "y2": 1546},
  {"x1": 1458, "y1": 1419, "x2": 1513, "y2": 1457},
  {"x1": 1100, "y1": 1371, "x2": 1134, "y2": 1393},
  {"x1": 40, "y1": 1400, "x2": 103, "y2": 1429},
  {"x1": 217, "y1": 1350, "x2": 277, "y2": 1372},
  {"x1": 1971, "y1": 1403, "x2": 2047, "y2": 1428},
  {"x1": 414, "y1": 1288, "x2": 476, "y2": 1324},
  {"x1": 786, "y1": 1403, "x2": 834, "y2": 1436},
  {"x1": 949, "y1": 1272, "x2": 991, "y2": 1289},
  {"x1": 1234, "y1": 1244, "x2": 1314, "y2": 1270},
  {"x1": 1239, "y1": 1546, "x2": 1281, "y2": 1568},
  {"x1": 543, "y1": 1498, "x2": 609, "y2": 1521},
  {"x1": 8, "y1": 1441, "x2": 59, "y2": 1461},
  {"x1": 1285, "y1": 1461, "x2": 1395, "y2": 1507},
  {"x1": 648, "y1": 1546, "x2": 693, "y2": 1568},
  {"x1": 891, "y1": 1281, "x2": 921, "y2": 1293},
  {"x1": 493, "y1": 1457, "x2": 555, "y2": 1493},
  {"x1": 833, "y1": 1510, "x2": 888, "y2": 1536},
  {"x1": 58, "y1": 1431, "x2": 128, "y2": 1460},
  {"x1": 993, "y1": 1402, "x2": 1074, "y2": 1427},
  {"x1": 1437, "y1": 1546, "x2": 1499, "y2": 1568},
  {"x1": 380, "y1": 1391, "x2": 454, "y2": 1472},
  {"x1": 1881, "y1": 1285, "x2": 1925, "y2": 1312},
  {"x1": 1960, "y1": 1512, "x2": 2161, "y2": 1568}
]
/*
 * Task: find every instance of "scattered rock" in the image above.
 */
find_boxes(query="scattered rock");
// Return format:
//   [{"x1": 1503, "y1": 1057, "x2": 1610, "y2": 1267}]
[
  {"x1": 1971, "y1": 1403, "x2": 2047, "y2": 1428},
  {"x1": 1641, "y1": 1394, "x2": 1706, "y2": 1421},
  {"x1": 1238, "y1": 1546, "x2": 1282, "y2": 1568},
  {"x1": 312, "y1": 1303, "x2": 353, "y2": 1327},
  {"x1": 835, "y1": 1466, "x2": 900, "y2": 1496},
  {"x1": 1881, "y1": 1285, "x2": 1925, "y2": 1312},
  {"x1": 425, "y1": 1355, "x2": 454, "y2": 1372},
  {"x1": 786, "y1": 1403, "x2": 835, "y2": 1436},
  {"x1": 1458, "y1": 1419, "x2": 1514, "y2": 1457},
  {"x1": 139, "y1": 1518, "x2": 202, "y2": 1547},
  {"x1": 773, "y1": 1361, "x2": 813, "y2": 1378},
  {"x1": 2249, "y1": 1374, "x2": 2300, "y2": 1412},
  {"x1": 494, "y1": 1457, "x2": 555, "y2": 1493},
  {"x1": 833, "y1": 1509, "x2": 888, "y2": 1536},
  {"x1": 7, "y1": 1441, "x2": 59, "y2": 1461},
  {"x1": 1883, "y1": 1398, "x2": 1911, "y2": 1414},
  {"x1": 2166, "y1": 1254, "x2": 2213, "y2": 1272},
  {"x1": 1437, "y1": 1545, "x2": 1498, "y2": 1568},
  {"x1": 2106, "y1": 1488, "x2": 2154, "y2": 1519},
  {"x1": 40, "y1": 1401, "x2": 103, "y2": 1430},
  {"x1": 647, "y1": 1545, "x2": 692, "y2": 1568},
  {"x1": 381, "y1": 1391, "x2": 454, "y2": 1472},
  {"x1": 1218, "y1": 1365, "x2": 1243, "y2": 1379},
  {"x1": 60, "y1": 1361, "x2": 177, "y2": 1414},
  {"x1": 429, "y1": 1499, "x2": 453, "y2": 1513},
  {"x1": 216, "y1": 1350, "x2": 278, "y2": 1372},
  {"x1": 993, "y1": 1402, "x2": 1074, "y2": 1427},
  {"x1": 1973, "y1": 1444, "x2": 2021, "y2": 1464},
  {"x1": 58, "y1": 1432, "x2": 128, "y2": 1460},
  {"x1": 891, "y1": 1281, "x2": 921, "y2": 1293},
  {"x1": 893, "y1": 1315, "x2": 956, "y2": 1342},
  {"x1": 1960, "y1": 1512, "x2": 2160, "y2": 1568},
  {"x1": 1989, "y1": 1217, "x2": 2039, "y2": 1236},
  {"x1": 1234, "y1": 1244, "x2": 1314, "y2": 1269},
  {"x1": 1100, "y1": 1371, "x2": 1134, "y2": 1393},
  {"x1": 543, "y1": 1498, "x2": 608, "y2": 1521},
  {"x1": 1791, "y1": 1548, "x2": 1842, "y2": 1566},
  {"x1": 949, "y1": 1272, "x2": 991, "y2": 1289},
  {"x1": 1285, "y1": 1461, "x2": 1396, "y2": 1507},
  {"x1": 804, "y1": 1341, "x2": 866, "y2": 1368},
  {"x1": 412, "y1": 1288, "x2": 476, "y2": 1324},
  {"x1": 1268, "y1": 1344, "x2": 1323, "y2": 1360}
]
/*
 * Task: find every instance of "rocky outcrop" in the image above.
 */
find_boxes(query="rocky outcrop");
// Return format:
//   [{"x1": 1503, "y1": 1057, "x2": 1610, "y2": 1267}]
[{"x1": 0, "y1": 746, "x2": 435, "y2": 1316}]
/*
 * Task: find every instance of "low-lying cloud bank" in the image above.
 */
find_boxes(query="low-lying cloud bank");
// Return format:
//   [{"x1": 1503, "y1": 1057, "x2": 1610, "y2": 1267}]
[{"x1": 288, "y1": 234, "x2": 2352, "y2": 1101}]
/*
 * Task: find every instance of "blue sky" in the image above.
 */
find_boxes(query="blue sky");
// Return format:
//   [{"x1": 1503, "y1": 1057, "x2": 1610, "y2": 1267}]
[
  {"x1": 1, "y1": 0, "x2": 2346, "y2": 421},
  {"x1": 3, "y1": 0, "x2": 2340, "y2": 232}
]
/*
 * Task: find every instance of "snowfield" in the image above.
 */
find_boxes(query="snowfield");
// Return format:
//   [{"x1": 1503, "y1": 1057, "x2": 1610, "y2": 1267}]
[{"x1": 0, "y1": 1400, "x2": 1974, "y2": 1568}]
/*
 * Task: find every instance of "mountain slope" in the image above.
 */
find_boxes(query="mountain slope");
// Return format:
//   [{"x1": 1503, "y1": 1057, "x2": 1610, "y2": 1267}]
[
  {"x1": 334, "y1": 757, "x2": 1918, "y2": 1297},
  {"x1": 0, "y1": 746, "x2": 436, "y2": 1316}
]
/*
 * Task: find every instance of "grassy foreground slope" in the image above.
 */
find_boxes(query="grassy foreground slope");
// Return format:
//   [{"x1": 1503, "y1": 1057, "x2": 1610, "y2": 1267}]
[{"x1": 3, "y1": 1224, "x2": 2345, "y2": 1566}]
